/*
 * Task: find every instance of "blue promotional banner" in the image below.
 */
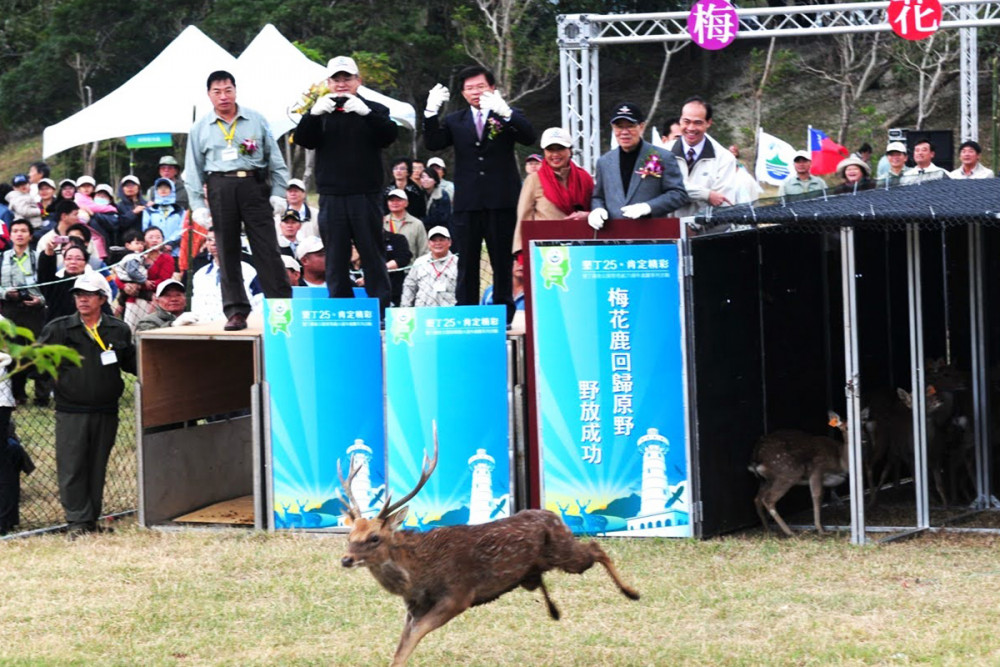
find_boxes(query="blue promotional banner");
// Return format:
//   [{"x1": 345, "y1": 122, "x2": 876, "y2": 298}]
[
  {"x1": 263, "y1": 298, "x2": 385, "y2": 530},
  {"x1": 385, "y1": 305, "x2": 511, "y2": 530},
  {"x1": 530, "y1": 242, "x2": 692, "y2": 537}
]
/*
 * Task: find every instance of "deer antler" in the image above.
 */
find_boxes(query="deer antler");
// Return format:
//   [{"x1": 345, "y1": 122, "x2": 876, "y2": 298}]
[
  {"x1": 337, "y1": 456, "x2": 363, "y2": 520},
  {"x1": 379, "y1": 420, "x2": 440, "y2": 519}
]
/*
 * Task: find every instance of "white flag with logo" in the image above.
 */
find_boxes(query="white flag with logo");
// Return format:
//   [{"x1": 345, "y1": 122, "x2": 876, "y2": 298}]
[{"x1": 755, "y1": 128, "x2": 796, "y2": 186}]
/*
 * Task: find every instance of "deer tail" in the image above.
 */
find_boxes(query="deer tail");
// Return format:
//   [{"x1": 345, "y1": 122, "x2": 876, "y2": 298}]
[{"x1": 589, "y1": 542, "x2": 641, "y2": 601}]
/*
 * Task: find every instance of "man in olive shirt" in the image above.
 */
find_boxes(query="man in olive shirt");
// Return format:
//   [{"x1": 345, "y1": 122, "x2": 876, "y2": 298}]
[
  {"x1": 185, "y1": 70, "x2": 292, "y2": 331},
  {"x1": 39, "y1": 273, "x2": 136, "y2": 536},
  {"x1": 778, "y1": 151, "x2": 826, "y2": 197}
]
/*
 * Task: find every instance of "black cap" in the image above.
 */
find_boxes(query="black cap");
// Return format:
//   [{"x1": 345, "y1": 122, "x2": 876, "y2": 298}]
[
  {"x1": 610, "y1": 102, "x2": 644, "y2": 124},
  {"x1": 282, "y1": 209, "x2": 302, "y2": 223}
]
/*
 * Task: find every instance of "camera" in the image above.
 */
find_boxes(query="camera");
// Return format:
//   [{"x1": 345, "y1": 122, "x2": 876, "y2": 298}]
[{"x1": 333, "y1": 96, "x2": 348, "y2": 110}]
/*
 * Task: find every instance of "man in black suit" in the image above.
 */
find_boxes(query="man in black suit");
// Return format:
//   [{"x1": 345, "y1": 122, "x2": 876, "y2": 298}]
[{"x1": 423, "y1": 65, "x2": 535, "y2": 323}]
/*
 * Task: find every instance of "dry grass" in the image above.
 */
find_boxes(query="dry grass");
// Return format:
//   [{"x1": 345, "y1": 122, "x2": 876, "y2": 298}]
[{"x1": 3, "y1": 525, "x2": 1000, "y2": 666}]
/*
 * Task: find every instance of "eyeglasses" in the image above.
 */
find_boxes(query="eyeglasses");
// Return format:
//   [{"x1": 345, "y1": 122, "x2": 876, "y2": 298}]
[{"x1": 462, "y1": 83, "x2": 490, "y2": 93}]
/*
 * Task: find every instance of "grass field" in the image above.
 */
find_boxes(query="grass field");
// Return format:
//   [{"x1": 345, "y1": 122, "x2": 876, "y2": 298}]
[{"x1": 2, "y1": 524, "x2": 1000, "y2": 666}]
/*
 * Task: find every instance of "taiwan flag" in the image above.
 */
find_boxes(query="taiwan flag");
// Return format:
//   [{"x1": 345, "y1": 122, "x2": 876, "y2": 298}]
[{"x1": 808, "y1": 126, "x2": 849, "y2": 175}]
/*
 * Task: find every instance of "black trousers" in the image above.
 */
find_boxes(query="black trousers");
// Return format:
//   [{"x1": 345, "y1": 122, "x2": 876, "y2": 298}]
[
  {"x1": 453, "y1": 208, "x2": 515, "y2": 323},
  {"x1": 318, "y1": 193, "x2": 391, "y2": 313},
  {"x1": 55, "y1": 411, "x2": 118, "y2": 528},
  {"x1": 206, "y1": 173, "x2": 292, "y2": 317}
]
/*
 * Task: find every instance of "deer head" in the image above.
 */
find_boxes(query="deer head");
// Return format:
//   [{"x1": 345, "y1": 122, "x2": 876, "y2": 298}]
[{"x1": 339, "y1": 421, "x2": 439, "y2": 569}]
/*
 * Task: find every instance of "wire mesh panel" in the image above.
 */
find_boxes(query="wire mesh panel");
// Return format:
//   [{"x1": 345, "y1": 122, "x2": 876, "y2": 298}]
[{"x1": 8, "y1": 376, "x2": 137, "y2": 536}]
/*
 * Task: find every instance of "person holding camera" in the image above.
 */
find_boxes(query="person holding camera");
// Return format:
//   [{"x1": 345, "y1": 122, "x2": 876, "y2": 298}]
[
  {"x1": 0, "y1": 219, "x2": 46, "y2": 404},
  {"x1": 292, "y1": 56, "x2": 398, "y2": 318}
]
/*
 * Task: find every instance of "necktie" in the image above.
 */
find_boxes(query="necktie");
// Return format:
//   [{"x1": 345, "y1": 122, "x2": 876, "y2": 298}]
[
  {"x1": 686, "y1": 147, "x2": 696, "y2": 171},
  {"x1": 918, "y1": 168, "x2": 925, "y2": 174},
  {"x1": 475, "y1": 110, "x2": 484, "y2": 139}
]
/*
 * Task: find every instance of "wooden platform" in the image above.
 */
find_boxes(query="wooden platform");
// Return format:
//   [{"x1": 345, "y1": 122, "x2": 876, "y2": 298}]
[{"x1": 173, "y1": 496, "x2": 256, "y2": 525}]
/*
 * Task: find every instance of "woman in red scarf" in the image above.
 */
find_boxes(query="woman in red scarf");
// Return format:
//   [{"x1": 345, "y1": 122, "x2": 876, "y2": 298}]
[{"x1": 513, "y1": 127, "x2": 594, "y2": 252}]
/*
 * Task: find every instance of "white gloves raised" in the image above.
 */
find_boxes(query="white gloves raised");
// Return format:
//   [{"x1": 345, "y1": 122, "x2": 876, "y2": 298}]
[
  {"x1": 311, "y1": 94, "x2": 338, "y2": 115},
  {"x1": 479, "y1": 90, "x2": 511, "y2": 119},
  {"x1": 171, "y1": 312, "x2": 200, "y2": 327},
  {"x1": 620, "y1": 202, "x2": 652, "y2": 219},
  {"x1": 425, "y1": 83, "x2": 450, "y2": 115},
  {"x1": 192, "y1": 207, "x2": 212, "y2": 227},
  {"x1": 341, "y1": 95, "x2": 370, "y2": 116},
  {"x1": 588, "y1": 208, "x2": 608, "y2": 231},
  {"x1": 270, "y1": 196, "x2": 287, "y2": 217}
]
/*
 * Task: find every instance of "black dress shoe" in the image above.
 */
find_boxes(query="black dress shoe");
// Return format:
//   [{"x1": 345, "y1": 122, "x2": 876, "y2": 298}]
[{"x1": 224, "y1": 312, "x2": 248, "y2": 331}]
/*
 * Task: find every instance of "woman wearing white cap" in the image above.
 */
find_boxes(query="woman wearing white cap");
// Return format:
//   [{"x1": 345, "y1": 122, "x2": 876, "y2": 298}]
[
  {"x1": 115, "y1": 175, "x2": 148, "y2": 245},
  {"x1": 512, "y1": 127, "x2": 593, "y2": 252}
]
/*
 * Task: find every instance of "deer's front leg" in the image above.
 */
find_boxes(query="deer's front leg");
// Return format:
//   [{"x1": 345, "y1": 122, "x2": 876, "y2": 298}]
[{"x1": 391, "y1": 591, "x2": 475, "y2": 666}]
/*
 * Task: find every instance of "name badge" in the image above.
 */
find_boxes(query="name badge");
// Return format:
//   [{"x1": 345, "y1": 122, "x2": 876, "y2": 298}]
[
  {"x1": 433, "y1": 279, "x2": 447, "y2": 292},
  {"x1": 101, "y1": 350, "x2": 118, "y2": 366},
  {"x1": 221, "y1": 146, "x2": 239, "y2": 162}
]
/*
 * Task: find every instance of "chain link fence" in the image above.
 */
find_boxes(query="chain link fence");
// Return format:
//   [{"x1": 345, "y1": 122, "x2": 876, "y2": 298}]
[{"x1": 5, "y1": 364, "x2": 137, "y2": 537}]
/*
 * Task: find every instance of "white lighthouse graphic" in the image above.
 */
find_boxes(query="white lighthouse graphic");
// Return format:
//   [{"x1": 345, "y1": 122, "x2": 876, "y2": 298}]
[
  {"x1": 626, "y1": 427, "x2": 689, "y2": 534},
  {"x1": 467, "y1": 448, "x2": 495, "y2": 524},
  {"x1": 347, "y1": 439, "x2": 375, "y2": 518},
  {"x1": 638, "y1": 428, "x2": 669, "y2": 516}
]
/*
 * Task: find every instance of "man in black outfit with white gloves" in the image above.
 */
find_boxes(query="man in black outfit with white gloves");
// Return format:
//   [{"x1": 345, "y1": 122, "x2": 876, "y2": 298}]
[{"x1": 293, "y1": 56, "x2": 398, "y2": 316}]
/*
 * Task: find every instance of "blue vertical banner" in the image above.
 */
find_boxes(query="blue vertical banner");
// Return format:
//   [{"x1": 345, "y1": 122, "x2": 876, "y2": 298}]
[
  {"x1": 385, "y1": 305, "x2": 511, "y2": 530},
  {"x1": 530, "y1": 242, "x2": 692, "y2": 537},
  {"x1": 263, "y1": 298, "x2": 385, "y2": 530}
]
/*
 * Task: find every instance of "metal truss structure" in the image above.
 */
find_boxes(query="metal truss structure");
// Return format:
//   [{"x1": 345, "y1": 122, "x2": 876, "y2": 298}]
[{"x1": 558, "y1": 1, "x2": 1000, "y2": 172}]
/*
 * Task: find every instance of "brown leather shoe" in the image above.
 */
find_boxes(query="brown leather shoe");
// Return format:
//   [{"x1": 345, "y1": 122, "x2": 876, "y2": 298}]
[{"x1": 224, "y1": 312, "x2": 248, "y2": 331}]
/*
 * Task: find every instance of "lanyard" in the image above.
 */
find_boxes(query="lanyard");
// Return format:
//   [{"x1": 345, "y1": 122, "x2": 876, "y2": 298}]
[
  {"x1": 432, "y1": 255, "x2": 453, "y2": 279},
  {"x1": 83, "y1": 319, "x2": 108, "y2": 351},
  {"x1": 12, "y1": 252, "x2": 32, "y2": 275},
  {"x1": 389, "y1": 217, "x2": 405, "y2": 234},
  {"x1": 216, "y1": 119, "x2": 238, "y2": 147}
]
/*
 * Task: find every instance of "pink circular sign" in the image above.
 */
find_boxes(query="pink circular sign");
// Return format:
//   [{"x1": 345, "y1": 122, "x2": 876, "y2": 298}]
[
  {"x1": 887, "y1": 0, "x2": 942, "y2": 41},
  {"x1": 688, "y1": 0, "x2": 739, "y2": 51}
]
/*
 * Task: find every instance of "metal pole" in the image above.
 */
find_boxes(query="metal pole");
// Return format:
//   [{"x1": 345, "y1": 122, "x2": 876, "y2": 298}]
[
  {"x1": 968, "y1": 224, "x2": 993, "y2": 507},
  {"x1": 841, "y1": 227, "x2": 866, "y2": 544},
  {"x1": 906, "y1": 226, "x2": 930, "y2": 528}
]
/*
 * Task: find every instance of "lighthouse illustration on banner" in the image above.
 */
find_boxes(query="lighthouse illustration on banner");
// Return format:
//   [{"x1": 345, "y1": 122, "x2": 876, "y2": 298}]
[{"x1": 625, "y1": 427, "x2": 689, "y2": 534}]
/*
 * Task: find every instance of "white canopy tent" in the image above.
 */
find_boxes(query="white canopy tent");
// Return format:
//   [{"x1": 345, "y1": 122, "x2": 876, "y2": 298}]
[
  {"x1": 42, "y1": 26, "x2": 233, "y2": 158},
  {"x1": 42, "y1": 24, "x2": 416, "y2": 158}
]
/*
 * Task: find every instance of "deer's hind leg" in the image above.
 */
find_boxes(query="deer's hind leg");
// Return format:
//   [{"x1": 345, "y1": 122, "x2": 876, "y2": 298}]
[{"x1": 522, "y1": 572, "x2": 561, "y2": 619}]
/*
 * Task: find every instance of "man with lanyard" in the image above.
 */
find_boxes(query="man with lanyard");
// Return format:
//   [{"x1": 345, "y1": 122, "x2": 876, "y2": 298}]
[
  {"x1": 185, "y1": 70, "x2": 292, "y2": 331},
  {"x1": 39, "y1": 273, "x2": 135, "y2": 536}
]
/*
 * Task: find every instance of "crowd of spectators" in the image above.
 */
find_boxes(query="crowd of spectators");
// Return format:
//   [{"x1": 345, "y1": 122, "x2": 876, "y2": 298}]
[{"x1": 1, "y1": 59, "x2": 995, "y2": 536}]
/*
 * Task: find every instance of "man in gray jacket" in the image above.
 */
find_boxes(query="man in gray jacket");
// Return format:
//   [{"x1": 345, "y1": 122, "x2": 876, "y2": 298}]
[{"x1": 589, "y1": 102, "x2": 688, "y2": 230}]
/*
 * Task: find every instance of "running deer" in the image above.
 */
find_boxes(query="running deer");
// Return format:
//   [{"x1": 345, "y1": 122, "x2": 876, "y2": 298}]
[
  {"x1": 749, "y1": 411, "x2": 851, "y2": 536},
  {"x1": 338, "y1": 423, "x2": 640, "y2": 666}
]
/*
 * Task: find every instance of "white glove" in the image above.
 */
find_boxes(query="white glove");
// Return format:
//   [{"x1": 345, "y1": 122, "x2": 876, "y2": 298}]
[
  {"x1": 588, "y1": 208, "x2": 608, "y2": 230},
  {"x1": 192, "y1": 207, "x2": 212, "y2": 227},
  {"x1": 341, "y1": 95, "x2": 370, "y2": 116},
  {"x1": 0, "y1": 352, "x2": 11, "y2": 369},
  {"x1": 310, "y1": 94, "x2": 338, "y2": 115},
  {"x1": 171, "y1": 312, "x2": 200, "y2": 327},
  {"x1": 425, "y1": 83, "x2": 450, "y2": 114},
  {"x1": 270, "y1": 196, "x2": 287, "y2": 217},
  {"x1": 479, "y1": 90, "x2": 511, "y2": 119},
  {"x1": 621, "y1": 202, "x2": 652, "y2": 219}
]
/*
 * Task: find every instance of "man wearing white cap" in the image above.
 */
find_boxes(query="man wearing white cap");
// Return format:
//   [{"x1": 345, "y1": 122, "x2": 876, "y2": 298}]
[
  {"x1": 383, "y1": 188, "x2": 428, "y2": 260},
  {"x1": 282, "y1": 178, "x2": 316, "y2": 233},
  {"x1": 401, "y1": 226, "x2": 457, "y2": 307},
  {"x1": 185, "y1": 70, "x2": 291, "y2": 331},
  {"x1": 293, "y1": 55, "x2": 397, "y2": 317},
  {"x1": 296, "y1": 236, "x2": 327, "y2": 287},
  {"x1": 135, "y1": 279, "x2": 199, "y2": 334},
  {"x1": 883, "y1": 141, "x2": 909, "y2": 187},
  {"x1": 426, "y1": 157, "x2": 454, "y2": 202},
  {"x1": 39, "y1": 273, "x2": 136, "y2": 536},
  {"x1": 778, "y1": 151, "x2": 827, "y2": 197}
]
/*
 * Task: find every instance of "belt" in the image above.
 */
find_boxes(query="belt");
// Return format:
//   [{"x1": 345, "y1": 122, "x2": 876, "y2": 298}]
[{"x1": 210, "y1": 169, "x2": 260, "y2": 178}]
